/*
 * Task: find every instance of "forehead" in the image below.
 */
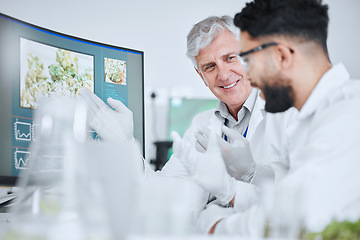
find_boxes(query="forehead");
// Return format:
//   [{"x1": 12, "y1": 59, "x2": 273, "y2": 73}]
[{"x1": 195, "y1": 30, "x2": 240, "y2": 64}]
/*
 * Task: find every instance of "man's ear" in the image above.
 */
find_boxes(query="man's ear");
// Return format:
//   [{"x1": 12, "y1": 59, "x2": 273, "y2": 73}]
[
  {"x1": 195, "y1": 67, "x2": 208, "y2": 86},
  {"x1": 276, "y1": 44, "x2": 294, "y2": 70}
]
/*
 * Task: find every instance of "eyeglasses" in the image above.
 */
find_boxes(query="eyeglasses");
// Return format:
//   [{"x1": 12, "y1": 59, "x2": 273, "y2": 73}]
[
  {"x1": 238, "y1": 42, "x2": 279, "y2": 72},
  {"x1": 239, "y1": 42, "x2": 295, "y2": 72}
]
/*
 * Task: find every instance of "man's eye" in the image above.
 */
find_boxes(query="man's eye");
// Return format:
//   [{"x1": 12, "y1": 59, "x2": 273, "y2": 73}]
[
  {"x1": 203, "y1": 65, "x2": 215, "y2": 73},
  {"x1": 226, "y1": 55, "x2": 237, "y2": 62}
]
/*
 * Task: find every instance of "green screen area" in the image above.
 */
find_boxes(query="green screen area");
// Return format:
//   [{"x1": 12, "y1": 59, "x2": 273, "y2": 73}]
[{"x1": 167, "y1": 98, "x2": 218, "y2": 158}]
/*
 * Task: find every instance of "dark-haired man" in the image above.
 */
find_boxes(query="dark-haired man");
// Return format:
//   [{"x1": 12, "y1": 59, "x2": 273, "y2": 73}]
[{"x1": 198, "y1": 0, "x2": 360, "y2": 236}]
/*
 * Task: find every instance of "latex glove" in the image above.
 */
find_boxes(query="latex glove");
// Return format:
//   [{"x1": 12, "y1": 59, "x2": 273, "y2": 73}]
[
  {"x1": 219, "y1": 125, "x2": 256, "y2": 182},
  {"x1": 78, "y1": 88, "x2": 134, "y2": 142},
  {"x1": 180, "y1": 131, "x2": 236, "y2": 205},
  {"x1": 194, "y1": 126, "x2": 211, "y2": 153}
]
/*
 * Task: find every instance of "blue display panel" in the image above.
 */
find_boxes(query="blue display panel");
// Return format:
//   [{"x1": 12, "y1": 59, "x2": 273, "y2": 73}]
[{"x1": 0, "y1": 13, "x2": 144, "y2": 185}]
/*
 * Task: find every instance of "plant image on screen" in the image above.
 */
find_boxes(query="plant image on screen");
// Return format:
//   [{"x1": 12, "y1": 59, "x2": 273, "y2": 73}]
[
  {"x1": 20, "y1": 38, "x2": 94, "y2": 109},
  {"x1": 104, "y1": 57, "x2": 126, "y2": 85}
]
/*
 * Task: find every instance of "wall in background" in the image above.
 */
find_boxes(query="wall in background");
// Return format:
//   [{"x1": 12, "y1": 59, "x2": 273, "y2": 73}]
[{"x1": 1, "y1": 0, "x2": 360, "y2": 163}]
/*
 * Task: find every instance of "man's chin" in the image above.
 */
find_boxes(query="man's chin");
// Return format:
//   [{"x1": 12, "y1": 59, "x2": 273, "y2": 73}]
[
  {"x1": 262, "y1": 81, "x2": 294, "y2": 113},
  {"x1": 264, "y1": 101, "x2": 292, "y2": 113}
]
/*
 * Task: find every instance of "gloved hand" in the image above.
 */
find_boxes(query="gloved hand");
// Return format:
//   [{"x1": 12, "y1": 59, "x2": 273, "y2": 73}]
[
  {"x1": 219, "y1": 125, "x2": 256, "y2": 182},
  {"x1": 180, "y1": 131, "x2": 236, "y2": 205},
  {"x1": 194, "y1": 126, "x2": 211, "y2": 153},
  {"x1": 78, "y1": 88, "x2": 135, "y2": 143}
]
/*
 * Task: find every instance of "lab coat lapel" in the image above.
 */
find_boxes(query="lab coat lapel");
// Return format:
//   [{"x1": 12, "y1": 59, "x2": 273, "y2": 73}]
[{"x1": 247, "y1": 94, "x2": 265, "y2": 140}]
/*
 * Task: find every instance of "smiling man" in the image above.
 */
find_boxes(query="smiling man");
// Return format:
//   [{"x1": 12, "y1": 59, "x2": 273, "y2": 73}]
[
  {"x1": 158, "y1": 16, "x2": 266, "y2": 210},
  {"x1": 193, "y1": 28, "x2": 253, "y2": 120}
]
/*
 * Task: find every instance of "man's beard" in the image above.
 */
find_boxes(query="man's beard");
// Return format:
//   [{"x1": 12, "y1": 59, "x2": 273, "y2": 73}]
[
  {"x1": 260, "y1": 74, "x2": 295, "y2": 113},
  {"x1": 263, "y1": 84, "x2": 294, "y2": 113}
]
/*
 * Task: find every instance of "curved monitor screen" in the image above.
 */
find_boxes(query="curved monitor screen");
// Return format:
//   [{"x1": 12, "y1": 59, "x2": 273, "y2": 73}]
[{"x1": 0, "y1": 13, "x2": 145, "y2": 186}]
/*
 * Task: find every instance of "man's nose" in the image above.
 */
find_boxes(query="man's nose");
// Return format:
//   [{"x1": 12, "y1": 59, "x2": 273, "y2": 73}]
[{"x1": 217, "y1": 64, "x2": 230, "y2": 81}]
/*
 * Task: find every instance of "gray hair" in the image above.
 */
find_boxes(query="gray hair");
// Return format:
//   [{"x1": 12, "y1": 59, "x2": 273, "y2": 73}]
[{"x1": 186, "y1": 15, "x2": 240, "y2": 68}]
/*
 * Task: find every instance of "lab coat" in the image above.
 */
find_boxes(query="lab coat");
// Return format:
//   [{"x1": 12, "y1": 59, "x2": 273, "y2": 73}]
[
  {"x1": 210, "y1": 63, "x2": 360, "y2": 236},
  {"x1": 142, "y1": 88, "x2": 295, "y2": 220},
  {"x1": 232, "y1": 107, "x2": 297, "y2": 212}
]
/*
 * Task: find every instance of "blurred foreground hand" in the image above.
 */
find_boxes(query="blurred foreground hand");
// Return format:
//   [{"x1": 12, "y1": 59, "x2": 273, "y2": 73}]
[
  {"x1": 79, "y1": 88, "x2": 135, "y2": 143},
  {"x1": 179, "y1": 131, "x2": 236, "y2": 205}
]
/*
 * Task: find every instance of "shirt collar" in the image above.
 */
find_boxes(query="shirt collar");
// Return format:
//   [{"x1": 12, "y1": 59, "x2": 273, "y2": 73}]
[
  {"x1": 299, "y1": 63, "x2": 350, "y2": 118},
  {"x1": 215, "y1": 88, "x2": 258, "y2": 123}
]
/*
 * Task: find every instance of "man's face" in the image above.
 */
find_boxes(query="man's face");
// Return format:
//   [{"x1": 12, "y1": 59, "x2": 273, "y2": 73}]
[
  {"x1": 195, "y1": 30, "x2": 252, "y2": 114},
  {"x1": 239, "y1": 31, "x2": 294, "y2": 113}
]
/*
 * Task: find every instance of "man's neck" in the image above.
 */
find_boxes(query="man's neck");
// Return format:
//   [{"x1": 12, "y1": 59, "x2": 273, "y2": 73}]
[
  {"x1": 228, "y1": 106, "x2": 241, "y2": 121},
  {"x1": 293, "y1": 60, "x2": 332, "y2": 111}
]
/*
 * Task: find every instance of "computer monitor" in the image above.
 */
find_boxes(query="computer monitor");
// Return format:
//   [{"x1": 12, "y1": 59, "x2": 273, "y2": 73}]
[{"x1": 0, "y1": 13, "x2": 145, "y2": 186}]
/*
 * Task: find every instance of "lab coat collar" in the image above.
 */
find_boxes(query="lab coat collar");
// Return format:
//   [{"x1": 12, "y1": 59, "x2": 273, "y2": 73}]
[
  {"x1": 247, "y1": 91, "x2": 265, "y2": 139},
  {"x1": 298, "y1": 63, "x2": 350, "y2": 119}
]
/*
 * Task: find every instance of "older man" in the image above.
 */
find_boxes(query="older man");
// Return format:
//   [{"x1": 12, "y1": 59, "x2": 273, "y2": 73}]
[{"x1": 159, "y1": 16, "x2": 293, "y2": 208}]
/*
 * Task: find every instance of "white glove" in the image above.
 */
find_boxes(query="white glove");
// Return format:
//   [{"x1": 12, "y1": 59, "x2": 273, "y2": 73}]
[
  {"x1": 219, "y1": 125, "x2": 256, "y2": 182},
  {"x1": 180, "y1": 131, "x2": 236, "y2": 205},
  {"x1": 78, "y1": 88, "x2": 134, "y2": 142},
  {"x1": 194, "y1": 126, "x2": 211, "y2": 153}
]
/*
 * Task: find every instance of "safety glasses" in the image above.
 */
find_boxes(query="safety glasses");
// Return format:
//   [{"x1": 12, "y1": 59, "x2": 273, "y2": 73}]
[{"x1": 238, "y1": 42, "x2": 279, "y2": 72}]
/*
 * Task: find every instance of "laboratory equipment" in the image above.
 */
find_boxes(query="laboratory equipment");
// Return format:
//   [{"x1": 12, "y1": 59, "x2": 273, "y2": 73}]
[{"x1": 2, "y1": 95, "x2": 142, "y2": 239}]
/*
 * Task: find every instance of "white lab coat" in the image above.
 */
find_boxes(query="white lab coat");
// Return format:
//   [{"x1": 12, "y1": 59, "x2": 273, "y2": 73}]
[
  {"x1": 232, "y1": 107, "x2": 297, "y2": 212},
  {"x1": 142, "y1": 88, "x2": 295, "y2": 220},
  {"x1": 211, "y1": 63, "x2": 360, "y2": 236}
]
